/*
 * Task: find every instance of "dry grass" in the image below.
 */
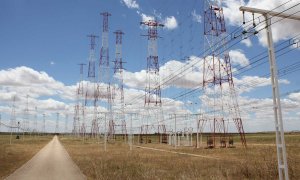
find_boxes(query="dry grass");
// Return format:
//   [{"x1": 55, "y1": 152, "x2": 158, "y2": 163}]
[
  {"x1": 0, "y1": 134, "x2": 52, "y2": 179},
  {"x1": 61, "y1": 133, "x2": 300, "y2": 180}
]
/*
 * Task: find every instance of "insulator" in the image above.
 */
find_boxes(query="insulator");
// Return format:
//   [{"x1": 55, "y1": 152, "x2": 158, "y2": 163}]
[
  {"x1": 242, "y1": 11, "x2": 245, "y2": 24},
  {"x1": 252, "y1": 13, "x2": 256, "y2": 27}
]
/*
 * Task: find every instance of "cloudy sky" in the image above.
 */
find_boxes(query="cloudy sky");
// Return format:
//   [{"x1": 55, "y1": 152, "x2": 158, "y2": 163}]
[{"x1": 0, "y1": 0, "x2": 299, "y2": 133}]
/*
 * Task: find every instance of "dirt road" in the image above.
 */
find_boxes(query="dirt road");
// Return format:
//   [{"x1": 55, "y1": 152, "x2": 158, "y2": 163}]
[{"x1": 5, "y1": 136, "x2": 86, "y2": 180}]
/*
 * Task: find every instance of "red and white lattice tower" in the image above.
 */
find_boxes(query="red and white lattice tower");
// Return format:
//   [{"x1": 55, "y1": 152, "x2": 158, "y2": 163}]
[
  {"x1": 42, "y1": 113, "x2": 46, "y2": 133},
  {"x1": 76, "y1": 63, "x2": 86, "y2": 137},
  {"x1": 72, "y1": 103, "x2": 79, "y2": 136},
  {"x1": 140, "y1": 20, "x2": 167, "y2": 144},
  {"x1": 202, "y1": 0, "x2": 246, "y2": 148},
  {"x1": 23, "y1": 95, "x2": 30, "y2": 132},
  {"x1": 99, "y1": 12, "x2": 114, "y2": 139},
  {"x1": 141, "y1": 20, "x2": 163, "y2": 106},
  {"x1": 10, "y1": 96, "x2": 17, "y2": 133},
  {"x1": 33, "y1": 107, "x2": 37, "y2": 133},
  {"x1": 86, "y1": 34, "x2": 100, "y2": 138},
  {"x1": 113, "y1": 30, "x2": 127, "y2": 140},
  {"x1": 55, "y1": 112, "x2": 59, "y2": 134},
  {"x1": 73, "y1": 64, "x2": 82, "y2": 137}
]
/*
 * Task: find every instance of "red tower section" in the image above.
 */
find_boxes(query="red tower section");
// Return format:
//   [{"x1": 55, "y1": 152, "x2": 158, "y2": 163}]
[
  {"x1": 202, "y1": 1, "x2": 246, "y2": 148},
  {"x1": 140, "y1": 20, "x2": 164, "y2": 106}
]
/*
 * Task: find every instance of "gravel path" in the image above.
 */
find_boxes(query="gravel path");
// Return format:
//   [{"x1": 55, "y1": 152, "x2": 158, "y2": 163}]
[{"x1": 5, "y1": 136, "x2": 86, "y2": 180}]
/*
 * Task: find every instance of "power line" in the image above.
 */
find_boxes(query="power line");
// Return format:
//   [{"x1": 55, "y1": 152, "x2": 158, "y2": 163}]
[{"x1": 127, "y1": 4, "x2": 300, "y2": 106}]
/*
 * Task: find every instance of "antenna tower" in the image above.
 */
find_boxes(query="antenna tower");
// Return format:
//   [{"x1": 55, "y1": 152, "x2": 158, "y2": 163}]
[
  {"x1": 42, "y1": 113, "x2": 46, "y2": 133},
  {"x1": 202, "y1": 0, "x2": 246, "y2": 147},
  {"x1": 78, "y1": 63, "x2": 86, "y2": 137},
  {"x1": 10, "y1": 96, "x2": 17, "y2": 133},
  {"x1": 113, "y1": 30, "x2": 127, "y2": 140},
  {"x1": 99, "y1": 12, "x2": 114, "y2": 139},
  {"x1": 73, "y1": 64, "x2": 85, "y2": 136},
  {"x1": 87, "y1": 34, "x2": 100, "y2": 138},
  {"x1": 55, "y1": 112, "x2": 59, "y2": 134},
  {"x1": 34, "y1": 107, "x2": 37, "y2": 133},
  {"x1": 23, "y1": 95, "x2": 29, "y2": 132},
  {"x1": 140, "y1": 20, "x2": 167, "y2": 143},
  {"x1": 65, "y1": 114, "x2": 68, "y2": 133}
]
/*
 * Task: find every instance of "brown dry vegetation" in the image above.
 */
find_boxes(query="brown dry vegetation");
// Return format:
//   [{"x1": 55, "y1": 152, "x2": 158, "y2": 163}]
[
  {"x1": 0, "y1": 134, "x2": 52, "y2": 179},
  {"x1": 61, "y1": 133, "x2": 300, "y2": 180}
]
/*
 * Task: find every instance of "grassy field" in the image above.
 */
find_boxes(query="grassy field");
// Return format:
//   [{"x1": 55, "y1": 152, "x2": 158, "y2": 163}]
[
  {"x1": 0, "y1": 134, "x2": 53, "y2": 179},
  {"x1": 60, "y1": 133, "x2": 300, "y2": 180}
]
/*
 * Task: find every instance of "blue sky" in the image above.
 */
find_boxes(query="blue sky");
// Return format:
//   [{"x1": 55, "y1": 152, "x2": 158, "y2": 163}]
[{"x1": 0, "y1": 0, "x2": 299, "y2": 133}]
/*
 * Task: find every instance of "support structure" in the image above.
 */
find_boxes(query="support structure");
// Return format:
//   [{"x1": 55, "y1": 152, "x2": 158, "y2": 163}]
[
  {"x1": 55, "y1": 112, "x2": 59, "y2": 134},
  {"x1": 42, "y1": 113, "x2": 46, "y2": 133},
  {"x1": 77, "y1": 63, "x2": 86, "y2": 137},
  {"x1": 113, "y1": 30, "x2": 127, "y2": 140},
  {"x1": 73, "y1": 63, "x2": 85, "y2": 136},
  {"x1": 140, "y1": 20, "x2": 167, "y2": 144},
  {"x1": 202, "y1": 0, "x2": 246, "y2": 148},
  {"x1": 87, "y1": 34, "x2": 99, "y2": 138},
  {"x1": 65, "y1": 114, "x2": 68, "y2": 133},
  {"x1": 99, "y1": 12, "x2": 114, "y2": 139},
  {"x1": 239, "y1": 6, "x2": 300, "y2": 180},
  {"x1": 10, "y1": 96, "x2": 17, "y2": 133},
  {"x1": 140, "y1": 20, "x2": 163, "y2": 106},
  {"x1": 23, "y1": 95, "x2": 30, "y2": 132},
  {"x1": 196, "y1": 114, "x2": 207, "y2": 148},
  {"x1": 33, "y1": 107, "x2": 37, "y2": 133}
]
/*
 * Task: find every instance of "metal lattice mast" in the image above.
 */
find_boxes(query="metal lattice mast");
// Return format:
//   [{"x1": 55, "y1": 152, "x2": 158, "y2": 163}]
[
  {"x1": 73, "y1": 63, "x2": 85, "y2": 136},
  {"x1": 140, "y1": 20, "x2": 167, "y2": 144},
  {"x1": 10, "y1": 96, "x2": 17, "y2": 132},
  {"x1": 140, "y1": 20, "x2": 164, "y2": 106},
  {"x1": 42, "y1": 113, "x2": 46, "y2": 133},
  {"x1": 113, "y1": 30, "x2": 127, "y2": 140},
  {"x1": 55, "y1": 112, "x2": 59, "y2": 133},
  {"x1": 202, "y1": 0, "x2": 246, "y2": 148},
  {"x1": 72, "y1": 105, "x2": 78, "y2": 135},
  {"x1": 99, "y1": 12, "x2": 114, "y2": 139},
  {"x1": 65, "y1": 114, "x2": 68, "y2": 133},
  {"x1": 34, "y1": 107, "x2": 37, "y2": 133},
  {"x1": 23, "y1": 95, "x2": 29, "y2": 132},
  {"x1": 99, "y1": 12, "x2": 111, "y2": 84},
  {"x1": 87, "y1": 34, "x2": 98, "y2": 79},
  {"x1": 87, "y1": 34, "x2": 100, "y2": 138},
  {"x1": 78, "y1": 63, "x2": 86, "y2": 137}
]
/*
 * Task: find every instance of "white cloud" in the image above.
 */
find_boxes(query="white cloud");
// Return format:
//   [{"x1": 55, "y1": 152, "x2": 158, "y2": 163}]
[
  {"x1": 199, "y1": 91, "x2": 300, "y2": 132},
  {"x1": 139, "y1": 14, "x2": 178, "y2": 30},
  {"x1": 137, "y1": 10, "x2": 178, "y2": 30},
  {"x1": 241, "y1": 38, "x2": 252, "y2": 47},
  {"x1": 50, "y1": 61, "x2": 55, "y2": 65},
  {"x1": 37, "y1": 98, "x2": 67, "y2": 111},
  {"x1": 163, "y1": 16, "x2": 178, "y2": 30},
  {"x1": 235, "y1": 75, "x2": 290, "y2": 93},
  {"x1": 229, "y1": 49, "x2": 250, "y2": 67},
  {"x1": 0, "y1": 66, "x2": 76, "y2": 106},
  {"x1": 0, "y1": 66, "x2": 60, "y2": 87},
  {"x1": 140, "y1": 13, "x2": 154, "y2": 22},
  {"x1": 191, "y1": 10, "x2": 201, "y2": 23},
  {"x1": 288, "y1": 92, "x2": 300, "y2": 102},
  {"x1": 223, "y1": 0, "x2": 300, "y2": 46},
  {"x1": 120, "y1": 56, "x2": 203, "y2": 90},
  {"x1": 121, "y1": 0, "x2": 139, "y2": 9}
]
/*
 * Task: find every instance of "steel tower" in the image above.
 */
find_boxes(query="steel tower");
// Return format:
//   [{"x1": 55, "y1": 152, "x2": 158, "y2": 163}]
[
  {"x1": 113, "y1": 30, "x2": 127, "y2": 140},
  {"x1": 202, "y1": 0, "x2": 246, "y2": 147}
]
